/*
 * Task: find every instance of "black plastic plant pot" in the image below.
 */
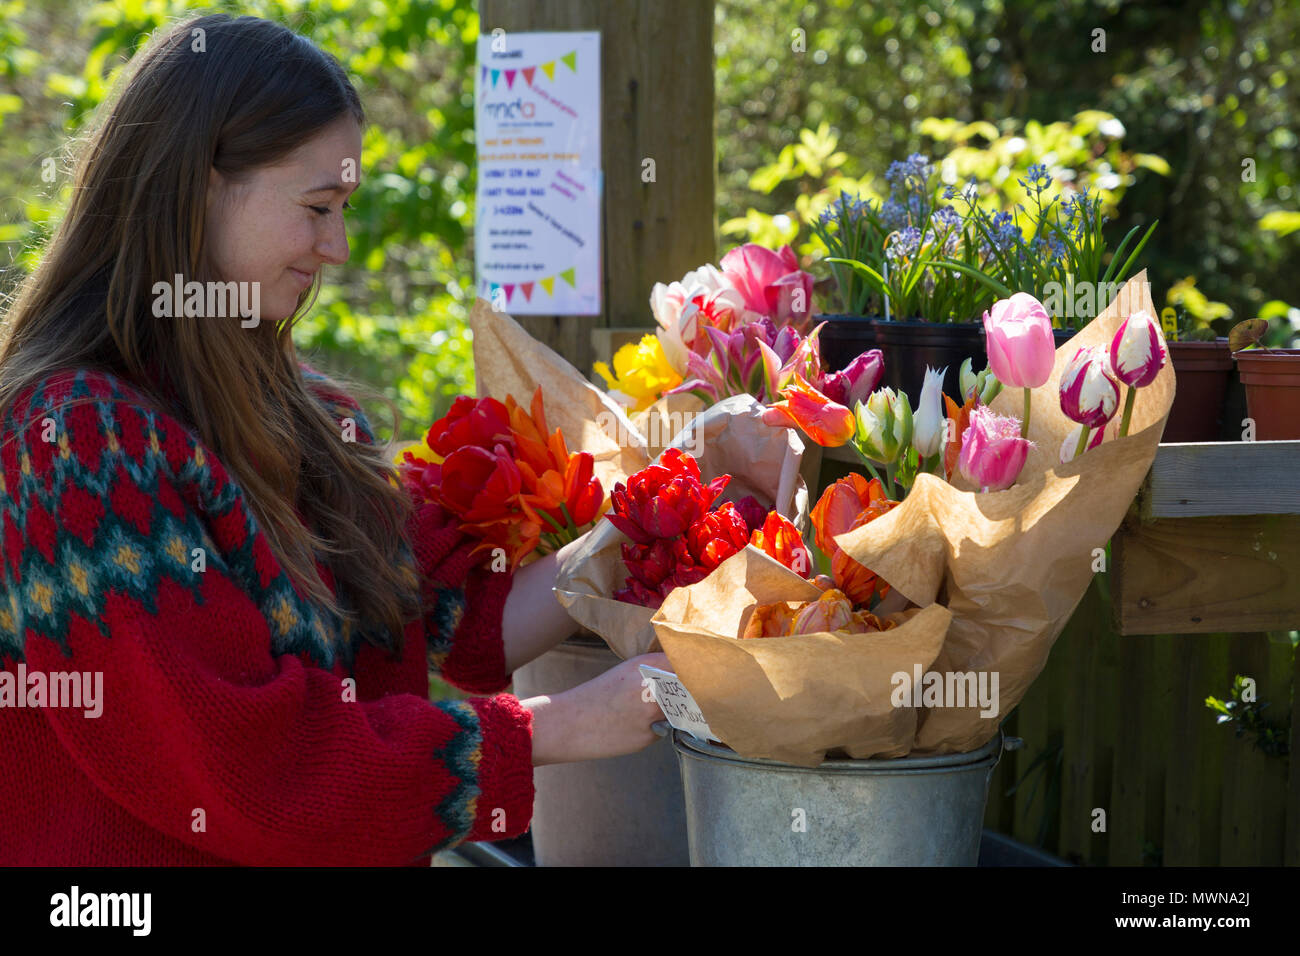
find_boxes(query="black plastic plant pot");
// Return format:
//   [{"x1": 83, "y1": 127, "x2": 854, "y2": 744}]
[
  {"x1": 818, "y1": 314, "x2": 1076, "y2": 407},
  {"x1": 816, "y1": 314, "x2": 877, "y2": 380}
]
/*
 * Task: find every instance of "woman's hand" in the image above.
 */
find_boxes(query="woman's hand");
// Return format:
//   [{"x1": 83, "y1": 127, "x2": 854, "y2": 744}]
[{"x1": 521, "y1": 652, "x2": 671, "y2": 766}]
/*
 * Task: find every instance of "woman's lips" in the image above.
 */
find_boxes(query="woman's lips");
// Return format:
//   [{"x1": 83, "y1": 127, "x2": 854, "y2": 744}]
[{"x1": 288, "y1": 267, "x2": 316, "y2": 289}]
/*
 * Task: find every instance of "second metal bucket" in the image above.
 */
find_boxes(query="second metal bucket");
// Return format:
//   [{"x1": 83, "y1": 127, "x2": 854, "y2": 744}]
[
  {"x1": 512, "y1": 634, "x2": 690, "y2": 866},
  {"x1": 671, "y1": 730, "x2": 1004, "y2": 866}
]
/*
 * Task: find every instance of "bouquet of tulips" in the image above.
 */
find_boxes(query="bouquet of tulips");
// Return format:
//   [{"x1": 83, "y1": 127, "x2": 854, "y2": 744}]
[
  {"x1": 606, "y1": 447, "x2": 809, "y2": 608},
  {"x1": 553, "y1": 393, "x2": 812, "y2": 660},
  {"x1": 765, "y1": 289, "x2": 1169, "y2": 502},
  {"x1": 648, "y1": 271, "x2": 1175, "y2": 764},
  {"x1": 398, "y1": 386, "x2": 606, "y2": 570},
  {"x1": 596, "y1": 242, "x2": 882, "y2": 413}
]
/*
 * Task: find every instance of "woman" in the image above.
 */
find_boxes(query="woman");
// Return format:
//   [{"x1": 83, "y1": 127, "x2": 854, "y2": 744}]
[{"x1": 0, "y1": 14, "x2": 665, "y2": 866}]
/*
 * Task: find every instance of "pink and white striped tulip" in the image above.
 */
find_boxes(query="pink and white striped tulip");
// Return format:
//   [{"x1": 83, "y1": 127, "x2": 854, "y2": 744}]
[
  {"x1": 1109, "y1": 309, "x2": 1168, "y2": 388},
  {"x1": 1059, "y1": 346, "x2": 1120, "y2": 429}
]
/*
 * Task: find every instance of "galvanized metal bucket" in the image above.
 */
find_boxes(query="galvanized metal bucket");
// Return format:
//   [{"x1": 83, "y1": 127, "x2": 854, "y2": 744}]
[
  {"x1": 671, "y1": 729, "x2": 1005, "y2": 866},
  {"x1": 511, "y1": 634, "x2": 690, "y2": 866}
]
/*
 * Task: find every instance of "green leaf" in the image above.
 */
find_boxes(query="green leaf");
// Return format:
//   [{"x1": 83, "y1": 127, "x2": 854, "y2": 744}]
[
  {"x1": 1132, "y1": 153, "x2": 1171, "y2": 176},
  {"x1": 1259, "y1": 211, "x2": 1300, "y2": 237},
  {"x1": 933, "y1": 259, "x2": 1013, "y2": 299}
]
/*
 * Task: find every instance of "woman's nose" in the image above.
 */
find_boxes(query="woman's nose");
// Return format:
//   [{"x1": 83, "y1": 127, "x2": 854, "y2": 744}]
[{"x1": 316, "y1": 218, "x2": 350, "y2": 265}]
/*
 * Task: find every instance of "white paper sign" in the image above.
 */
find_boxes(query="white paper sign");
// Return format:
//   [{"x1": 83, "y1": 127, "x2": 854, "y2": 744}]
[
  {"x1": 474, "y1": 31, "x2": 602, "y2": 315},
  {"x1": 639, "y1": 665, "x2": 720, "y2": 743}
]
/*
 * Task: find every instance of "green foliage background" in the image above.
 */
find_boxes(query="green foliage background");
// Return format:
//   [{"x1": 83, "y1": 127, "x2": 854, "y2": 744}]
[{"x1": 2, "y1": 0, "x2": 1297, "y2": 438}]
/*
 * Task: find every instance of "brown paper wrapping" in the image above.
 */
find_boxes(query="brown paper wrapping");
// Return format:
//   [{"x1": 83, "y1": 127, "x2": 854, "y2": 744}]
[
  {"x1": 470, "y1": 297, "x2": 704, "y2": 491},
  {"x1": 836, "y1": 271, "x2": 1175, "y2": 754},
  {"x1": 554, "y1": 394, "x2": 812, "y2": 659},
  {"x1": 649, "y1": 546, "x2": 954, "y2": 766}
]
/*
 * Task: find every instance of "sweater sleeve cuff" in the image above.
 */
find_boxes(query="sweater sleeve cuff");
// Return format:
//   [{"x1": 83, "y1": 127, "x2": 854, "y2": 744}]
[
  {"x1": 439, "y1": 564, "x2": 515, "y2": 694},
  {"x1": 464, "y1": 694, "x2": 534, "y2": 842}
]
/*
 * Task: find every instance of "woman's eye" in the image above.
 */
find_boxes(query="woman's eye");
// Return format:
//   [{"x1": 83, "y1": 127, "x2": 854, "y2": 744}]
[{"x1": 310, "y1": 203, "x2": 354, "y2": 216}]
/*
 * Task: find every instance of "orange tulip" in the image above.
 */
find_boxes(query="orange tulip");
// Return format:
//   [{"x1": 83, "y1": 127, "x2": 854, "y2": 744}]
[
  {"x1": 762, "y1": 374, "x2": 856, "y2": 447},
  {"x1": 943, "y1": 392, "x2": 978, "y2": 481},
  {"x1": 741, "y1": 600, "x2": 800, "y2": 639},
  {"x1": 810, "y1": 474, "x2": 899, "y2": 604},
  {"x1": 750, "y1": 511, "x2": 813, "y2": 577},
  {"x1": 741, "y1": 589, "x2": 898, "y2": 638}
]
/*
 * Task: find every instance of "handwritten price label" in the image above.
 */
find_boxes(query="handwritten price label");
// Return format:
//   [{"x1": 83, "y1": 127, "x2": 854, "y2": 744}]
[{"x1": 639, "y1": 665, "x2": 720, "y2": 743}]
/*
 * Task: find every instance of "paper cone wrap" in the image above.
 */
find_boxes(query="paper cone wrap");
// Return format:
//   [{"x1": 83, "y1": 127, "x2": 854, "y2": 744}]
[
  {"x1": 470, "y1": 297, "x2": 705, "y2": 490},
  {"x1": 836, "y1": 271, "x2": 1175, "y2": 754},
  {"x1": 649, "y1": 546, "x2": 953, "y2": 766}
]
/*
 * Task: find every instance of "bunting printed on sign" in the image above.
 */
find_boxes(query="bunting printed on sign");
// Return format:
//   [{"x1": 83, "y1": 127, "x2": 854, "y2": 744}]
[
  {"x1": 478, "y1": 50, "x2": 580, "y2": 90},
  {"x1": 479, "y1": 265, "x2": 580, "y2": 306}
]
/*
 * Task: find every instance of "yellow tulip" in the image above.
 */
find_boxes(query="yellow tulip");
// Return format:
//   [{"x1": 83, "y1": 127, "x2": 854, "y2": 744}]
[{"x1": 593, "y1": 334, "x2": 683, "y2": 413}]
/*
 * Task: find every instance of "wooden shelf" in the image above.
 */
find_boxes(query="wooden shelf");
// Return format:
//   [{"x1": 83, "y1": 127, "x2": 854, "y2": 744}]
[{"x1": 1116, "y1": 440, "x2": 1300, "y2": 635}]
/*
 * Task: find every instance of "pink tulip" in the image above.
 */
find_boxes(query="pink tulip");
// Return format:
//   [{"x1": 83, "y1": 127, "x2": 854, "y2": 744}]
[
  {"x1": 1059, "y1": 346, "x2": 1120, "y2": 428},
  {"x1": 821, "y1": 349, "x2": 884, "y2": 409},
  {"x1": 982, "y1": 293, "x2": 1057, "y2": 389},
  {"x1": 1109, "y1": 309, "x2": 1167, "y2": 388},
  {"x1": 957, "y1": 405, "x2": 1033, "y2": 492},
  {"x1": 720, "y1": 243, "x2": 814, "y2": 327}
]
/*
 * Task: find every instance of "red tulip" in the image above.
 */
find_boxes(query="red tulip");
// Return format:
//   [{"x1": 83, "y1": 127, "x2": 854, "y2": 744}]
[
  {"x1": 733, "y1": 495, "x2": 769, "y2": 535},
  {"x1": 606, "y1": 449, "x2": 729, "y2": 545},
  {"x1": 426, "y1": 394, "x2": 514, "y2": 457},
  {"x1": 688, "y1": 502, "x2": 753, "y2": 571}
]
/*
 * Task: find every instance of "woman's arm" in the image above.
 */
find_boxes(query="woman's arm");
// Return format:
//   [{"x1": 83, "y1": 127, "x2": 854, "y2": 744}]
[{"x1": 500, "y1": 533, "x2": 587, "y2": 672}]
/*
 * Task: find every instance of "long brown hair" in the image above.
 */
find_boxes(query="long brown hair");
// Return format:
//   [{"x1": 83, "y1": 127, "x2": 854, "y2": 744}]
[{"x1": 0, "y1": 14, "x2": 420, "y2": 653}]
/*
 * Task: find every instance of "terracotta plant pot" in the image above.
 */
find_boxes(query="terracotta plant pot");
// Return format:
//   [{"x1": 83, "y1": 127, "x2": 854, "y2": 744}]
[
  {"x1": 1233, "y1": 348, "x2": 1300, "y2": 440},
  {"x1": 1165, "y1": 339, "x2": 1233, "y2": 442},
  {"x1": 818, "y1": 315, "x2": 1072, "y2": 406}
]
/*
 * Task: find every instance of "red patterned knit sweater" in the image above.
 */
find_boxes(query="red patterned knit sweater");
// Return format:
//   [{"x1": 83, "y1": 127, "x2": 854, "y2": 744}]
[{"x1": 0, "y1": 367, "x2": 534, "y2": 865}]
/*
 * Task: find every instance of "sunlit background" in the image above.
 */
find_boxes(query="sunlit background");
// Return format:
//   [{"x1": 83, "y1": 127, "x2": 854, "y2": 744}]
[{"x1": 1, "y1": 0, "x2": 1296, "y2": 439}]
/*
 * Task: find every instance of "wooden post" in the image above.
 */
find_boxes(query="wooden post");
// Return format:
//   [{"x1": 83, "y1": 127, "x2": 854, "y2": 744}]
[{"x1": 477, "y1": 0, "x2": 717, "y2": 376}]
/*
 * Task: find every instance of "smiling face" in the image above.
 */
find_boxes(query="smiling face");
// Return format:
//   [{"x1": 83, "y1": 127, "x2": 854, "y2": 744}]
[{"x1": 203, "y1": 115, "x2": 362, "y2": 323}]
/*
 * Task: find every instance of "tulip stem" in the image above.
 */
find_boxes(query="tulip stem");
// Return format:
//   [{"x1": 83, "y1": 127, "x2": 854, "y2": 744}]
[
  {"x1": 884, "y1": 463, "x2": 899, "y2": 499},
  {"x1": 559, "y1": 502, "x2": 581, "y2": 536},
  {"x1": 1118, "y1": 385, "x2": 1137, "y2": 438},
  {"x1": 1021, "y1": 387, "x2": 1032, "y2": 438},
  {"x1": 855, "y1": 454, "x2": 894, "y2": 498},
  {"x1": 539, "y1": 510, "x2": 568, "y2": 535},
  {"x1": 1073, "y1": 424, "x2": 1092, "y2": 460}
]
